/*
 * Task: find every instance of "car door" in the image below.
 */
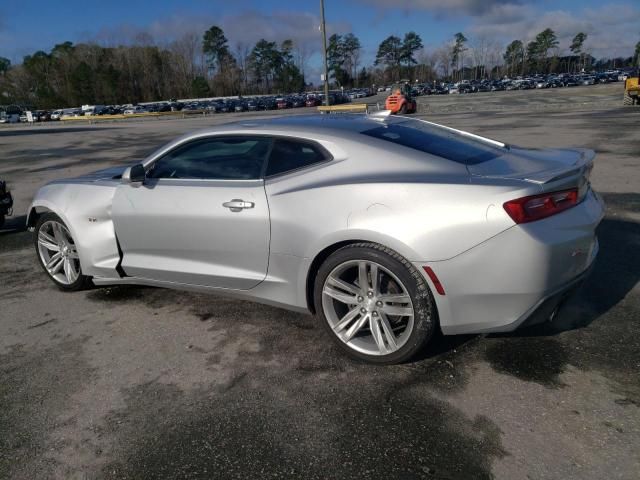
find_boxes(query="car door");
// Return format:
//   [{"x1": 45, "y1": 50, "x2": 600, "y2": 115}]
[{"x1": 111, "y1": 135, "x2": 272, "y2": 290}]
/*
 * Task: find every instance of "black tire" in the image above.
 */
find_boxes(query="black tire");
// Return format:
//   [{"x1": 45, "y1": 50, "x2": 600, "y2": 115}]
[
  {"x1": 34, "y1": 212, "x2": 92, "y2": 291},
  {"x1": 398, "y1": 103, "x2": 408, "y2": 114},
  {"x1": 314, "y1": 242, "x2": 437, "y2": 365},
  {"x1": 0, "y1": 214, "x2": 4, "y2": 229}
]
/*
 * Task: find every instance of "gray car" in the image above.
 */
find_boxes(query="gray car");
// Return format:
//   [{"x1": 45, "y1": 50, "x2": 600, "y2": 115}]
[{"x1": 28, "y1": 114, "x2": 604, "y2": 364}]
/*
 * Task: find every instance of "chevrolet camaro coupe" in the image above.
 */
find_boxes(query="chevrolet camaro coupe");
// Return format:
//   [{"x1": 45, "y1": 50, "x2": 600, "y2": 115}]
[{"x1": 28, "y1": 114, "x2": 604, "y2": 364}]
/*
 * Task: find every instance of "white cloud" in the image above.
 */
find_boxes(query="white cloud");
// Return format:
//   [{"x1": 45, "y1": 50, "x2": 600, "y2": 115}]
[
  {"x1": 360, "y1": 0, "x2": 639, "y2": 59},
  {"x1": 89, "y1": 10, "x2": 350, "y2": 56},
  {"x1": 357, "y1": 0, "x2": 525, "y2": 17},
  {"x1": 471, "y1": 3, "x2": 640, "y2": 58}
]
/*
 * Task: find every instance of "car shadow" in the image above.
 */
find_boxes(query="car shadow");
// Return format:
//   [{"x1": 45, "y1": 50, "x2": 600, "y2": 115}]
[
  {"x1": 0, "y1": 214, "x2": 27, "y2": 234},
  {"x1": 0, "y1": 215, "x2": 31, "y2": 253},
  {"x1": 411, "y1": 329, "x2": 478, "y2": 362}
]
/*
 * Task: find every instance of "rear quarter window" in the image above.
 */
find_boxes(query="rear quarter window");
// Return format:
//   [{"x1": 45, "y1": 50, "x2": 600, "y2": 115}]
[
  {"x1": 361, "y1": 120, "x2": 504, "y2": 165},
  {"x1": 266, "y1": 139, "x2": 329, "y2": 177}
]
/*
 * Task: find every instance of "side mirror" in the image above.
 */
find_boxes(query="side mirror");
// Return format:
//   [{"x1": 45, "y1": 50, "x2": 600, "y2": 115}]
[{"x1": 122, "y1": 164, "x2": 146, "y2": 184}]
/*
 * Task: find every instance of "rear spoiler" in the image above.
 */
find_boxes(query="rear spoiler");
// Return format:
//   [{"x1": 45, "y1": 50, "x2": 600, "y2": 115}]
[{"x1": 521, "y1": 149, "x2": 595, "y2": 185}]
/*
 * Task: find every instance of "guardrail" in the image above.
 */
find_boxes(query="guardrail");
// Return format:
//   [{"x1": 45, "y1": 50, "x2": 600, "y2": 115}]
[
  {"x1": 58, "y1": 103, "x2": 377, "y2": 122},
  {"x1": 59, "y1": 110, "x2": 209, "y2": 122},
  {"x1": 317, "y1": 103, "x2": 369, "y2": 113}
]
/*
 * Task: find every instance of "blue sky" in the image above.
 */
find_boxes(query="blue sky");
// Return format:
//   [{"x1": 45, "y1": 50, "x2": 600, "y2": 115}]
[{"x1": 1, "y1": 0, "x2": 638, "y2": 72}]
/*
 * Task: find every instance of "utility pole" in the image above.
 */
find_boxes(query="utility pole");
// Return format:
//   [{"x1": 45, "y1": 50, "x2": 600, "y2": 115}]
[{"x1": 320, "y1": 0, "x2": 330, "y2": 105}]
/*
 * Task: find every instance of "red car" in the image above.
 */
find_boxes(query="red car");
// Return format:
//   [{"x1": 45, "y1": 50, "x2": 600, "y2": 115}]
[
  {"x1": 305, "y1": 97, "x2": 322, "y2": 107},
  {"x1": 276, "y1": 98, "x2": 291, "y2": 109}
]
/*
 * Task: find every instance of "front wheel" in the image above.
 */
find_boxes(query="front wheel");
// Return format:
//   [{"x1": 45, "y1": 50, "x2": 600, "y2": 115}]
[
  {"x1": 34, "y1": 212, "x2": 92, "y2": 291},
  {"x1": 314, "y1": 243, "x2": 437, "y2": 364}
]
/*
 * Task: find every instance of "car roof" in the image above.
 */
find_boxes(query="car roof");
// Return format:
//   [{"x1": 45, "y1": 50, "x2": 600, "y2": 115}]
[
  {"x1": 142, "y1": 114, "x2": 416, "y2": 166},
  {"x1": 205, "y1": 114, "x2": 406, "y2": 139}
]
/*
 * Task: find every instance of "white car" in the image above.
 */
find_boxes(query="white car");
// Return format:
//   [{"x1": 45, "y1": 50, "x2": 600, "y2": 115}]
[
  {"x1": 123, "y1": 106, "x2": 147, "y2": 115},
  {"x1": 61, "y1": 110, "x2": 81, "y2": 119}
]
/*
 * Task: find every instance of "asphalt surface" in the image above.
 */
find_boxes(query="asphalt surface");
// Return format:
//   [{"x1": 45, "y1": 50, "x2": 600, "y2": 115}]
[{"x1": 1, "y1": 83, "x2": 639, "y2": 479}]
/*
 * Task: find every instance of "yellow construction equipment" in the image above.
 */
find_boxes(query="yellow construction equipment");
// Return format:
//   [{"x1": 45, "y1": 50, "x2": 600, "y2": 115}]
[{"x1": 623, "y1": 74, "x2": 639, "y2": 105}]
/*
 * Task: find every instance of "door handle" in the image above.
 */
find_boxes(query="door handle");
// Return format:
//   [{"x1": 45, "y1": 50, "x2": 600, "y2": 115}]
[{"x1": 223, "y1": 199, "x2": 255, "y2": 212}]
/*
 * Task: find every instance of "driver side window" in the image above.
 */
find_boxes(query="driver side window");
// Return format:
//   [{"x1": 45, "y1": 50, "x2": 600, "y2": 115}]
[{"x1": 148, "y1": 136, "x2": 272, "y2": 180}]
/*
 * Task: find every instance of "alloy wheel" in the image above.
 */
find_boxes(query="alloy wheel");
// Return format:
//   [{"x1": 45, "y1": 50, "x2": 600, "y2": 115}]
[
  {"x1": 321, "y1": 260, "x2": 414, "y2": 356},
  {"x1": 36, "y1": 220, "x2": 81, "y2": 285}
]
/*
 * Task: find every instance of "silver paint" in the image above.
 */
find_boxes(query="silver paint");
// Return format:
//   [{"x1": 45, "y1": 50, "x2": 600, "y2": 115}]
[{"x1": 27, "y1": 114, "x2": 605, "y2": 333}]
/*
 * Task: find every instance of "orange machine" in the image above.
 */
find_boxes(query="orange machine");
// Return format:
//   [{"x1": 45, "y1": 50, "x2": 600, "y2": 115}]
[{"x1": 385, "y1": 83, "x2": 417, "y2": 114}]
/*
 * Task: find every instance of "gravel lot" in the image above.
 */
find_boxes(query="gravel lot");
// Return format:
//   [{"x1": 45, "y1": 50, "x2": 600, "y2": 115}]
[{"x1": 1, "y1": 83, "x2": 638, "y2": 479}]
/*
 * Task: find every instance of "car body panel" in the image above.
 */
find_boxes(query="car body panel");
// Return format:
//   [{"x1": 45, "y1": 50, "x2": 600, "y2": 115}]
[
  {"x1": 112, "y1": 179, "x2": 270, "y2": 289},
  {"x1": 423, "y1": 189, "x2": 604, "y2": 334}
]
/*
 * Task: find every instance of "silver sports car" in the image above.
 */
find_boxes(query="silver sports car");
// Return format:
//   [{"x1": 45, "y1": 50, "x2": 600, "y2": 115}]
[{"x1": 28, "y1": 114, "x2": 604, "y2": 364}]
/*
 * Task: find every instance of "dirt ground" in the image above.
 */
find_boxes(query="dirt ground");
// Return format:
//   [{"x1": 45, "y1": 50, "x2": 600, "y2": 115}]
[{"x1": 1, "y1": 82, "x2": 638, "y2": 479}]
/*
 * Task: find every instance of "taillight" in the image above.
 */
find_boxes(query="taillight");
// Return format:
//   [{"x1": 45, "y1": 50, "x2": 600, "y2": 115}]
[{"x1": 503, "y1": 188, "x2": 579, "y2": 224}]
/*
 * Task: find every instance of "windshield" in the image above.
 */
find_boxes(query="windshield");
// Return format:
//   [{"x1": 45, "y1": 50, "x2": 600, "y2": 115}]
[{"x1": 361, "y1": 119, "x2": 505, "y2": 165}]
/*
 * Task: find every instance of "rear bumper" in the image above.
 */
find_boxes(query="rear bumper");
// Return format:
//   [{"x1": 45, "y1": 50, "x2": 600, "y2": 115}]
[
  {"x1": 416, "y1": 189, "x2": 604, "y2": 335},
  {"x1": 501, "y1": 252, "x2": 594, "y2": 331}
]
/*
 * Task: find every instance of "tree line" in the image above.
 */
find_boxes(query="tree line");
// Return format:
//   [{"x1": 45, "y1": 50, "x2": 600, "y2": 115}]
[
  {"x1": 0, "y1": 26, "x2": 306, "y2": 109},
  {"x1": 1, "y1": 24, "x2": 639, "y2": 109}
]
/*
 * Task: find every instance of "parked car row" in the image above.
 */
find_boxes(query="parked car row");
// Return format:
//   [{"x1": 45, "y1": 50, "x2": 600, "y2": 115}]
[
  {"x1": 181, "y1": 92, "x2": 351, "y2": 113},
  {"x1": 4, "y1": 91, "x2": 356, "y2": 123},
  {"x1": 3, "y1": 69, "x2": 628, "y2": 124},
  {"x1": 346, "y1": 88, "x2": 376, "y2": 100},
  {"x1": 377, "y1": 70, "x2": 626, "y2": 96}
]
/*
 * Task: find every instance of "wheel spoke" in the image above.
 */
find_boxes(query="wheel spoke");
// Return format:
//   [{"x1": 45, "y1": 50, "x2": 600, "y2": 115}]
[
  {"x1": 369, "y1": 316, "x2": 388, "y2": 354},
  {"x1": 38, "y1": 232, "x2": 60, "y2": 252},
  {"x1": 358, "y1": 261, "x2": 368, "y2": 291},
  {"x1": 48, "y1": 255, "x2": 65, "y2": 274},
  {"x1": 344, "y1": 314, "x2": 369, "y2": 342},
  {"x1": 68, "y1": 249, "x2": 79, "y2": 259},
  {"x1": 333, "y1": 307, "x2": 361, "y2": 333},
  {"x1": 323, "y1": 285, "x2": 358, "y2": 305},
  {"x1": 379, "y1": 312, "x2": 399, "y2": 351},
  {"x1": 63, "y1": 258, "x2": 72, "y2": 282},
  {"x1": 380, "y1": 304, "x2": 414, "y2": 317},
  {"x1": 46, "y1": 252, "x2": 62, "y2": 270},
  {"x1": 378, "y1": 294, "x2": 411, "y2": 303},
  {"x1": 64, "y1": 258, "x2": 78, "y2": 283},
  {"x1": 52, "y1": 223, "x2": 65, "y2": 244},
  {"x1": 327, "y1": 275, "x2": 361, "y2": 296},
  {"x1": 370, "y1": 263, "x2": 379, "y2": 295}
]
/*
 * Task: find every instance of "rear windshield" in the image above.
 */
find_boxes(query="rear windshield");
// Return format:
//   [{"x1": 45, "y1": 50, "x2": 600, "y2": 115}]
[{"x1": 361, "y1": 120, "x2": 505, "y2": 165}]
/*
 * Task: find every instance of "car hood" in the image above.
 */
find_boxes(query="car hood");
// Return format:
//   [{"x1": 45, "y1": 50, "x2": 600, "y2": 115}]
[{"x1": 50, "y1": 165, "x2": 130, "y2": 185}]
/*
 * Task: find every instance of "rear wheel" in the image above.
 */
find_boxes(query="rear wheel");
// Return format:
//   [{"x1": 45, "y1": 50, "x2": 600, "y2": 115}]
[
  {"x1": 314, "y1": 243, "x2": 436, "y2": 364},
  {"x1": 34, "y1": 212, "x2": 91, "y2": 291},
  {"x1": 398, "y1": 103, "x2": 407, "y2": 114}
]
